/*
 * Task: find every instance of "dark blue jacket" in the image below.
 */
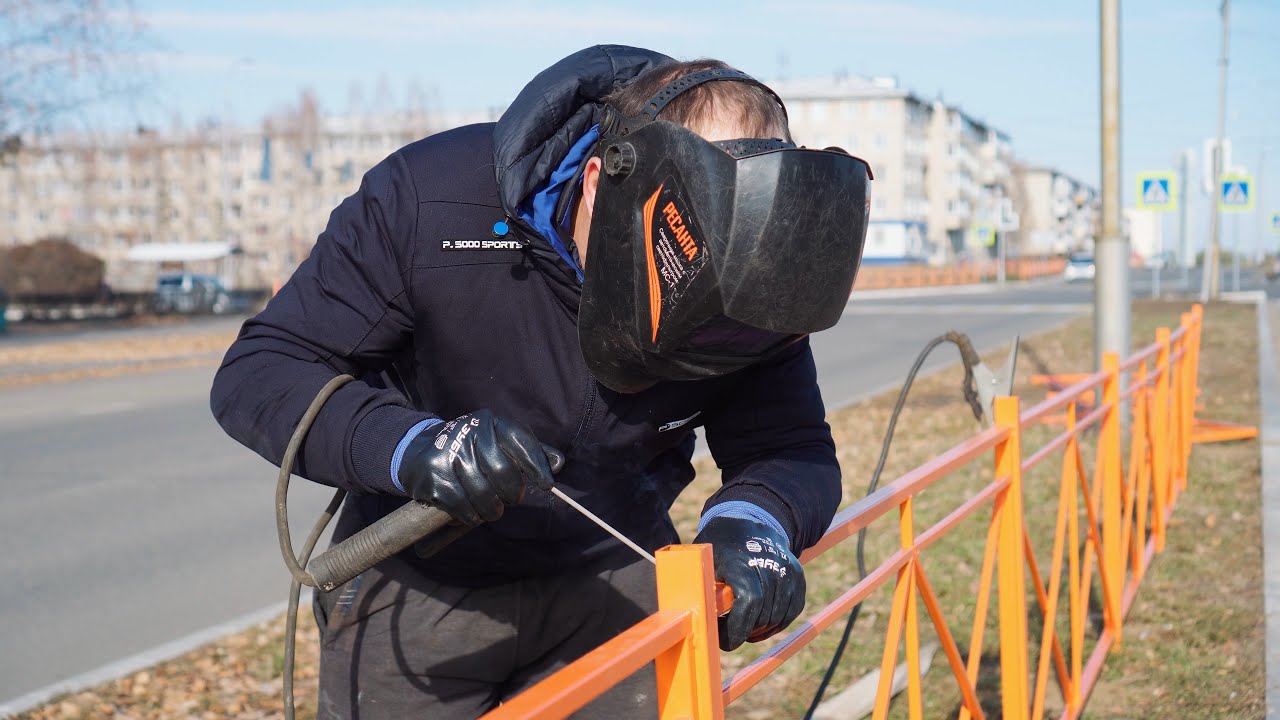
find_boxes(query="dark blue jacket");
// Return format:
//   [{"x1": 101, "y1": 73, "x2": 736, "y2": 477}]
[{"x1": 210, "y1": 46, "x2": 841, "y2": 585}]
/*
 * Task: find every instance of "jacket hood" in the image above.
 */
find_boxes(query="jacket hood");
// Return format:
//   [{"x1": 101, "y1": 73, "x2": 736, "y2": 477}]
[{"x1": 493, "y1": 45, "x2": 672, "y2": 219}]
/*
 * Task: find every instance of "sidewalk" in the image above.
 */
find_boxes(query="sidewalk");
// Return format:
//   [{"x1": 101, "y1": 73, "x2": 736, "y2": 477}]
[{"x1": 1259, "y1": 299, "x2": 1280, "y2": 719}]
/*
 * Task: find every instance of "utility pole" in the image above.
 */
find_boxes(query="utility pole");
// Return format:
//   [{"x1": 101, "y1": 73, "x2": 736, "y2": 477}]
[
  {"x1": 1179, "y1": 148, "x2": 1193, "y2": 288},
  {"x1": 1202, "y1": 0, "x2": 1230, "y2": 301},
  {"x1": 1097, "y1": 0, "x2": 1130, "y2": 366}
]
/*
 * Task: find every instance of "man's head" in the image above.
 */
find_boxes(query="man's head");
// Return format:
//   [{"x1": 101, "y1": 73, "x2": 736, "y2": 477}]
[
  {"x1": 572, "y1": 58, "x2": 871, "y2": 393},
  {"x1": 571, "y1": 59, "x2": 791, "y2": 262}
]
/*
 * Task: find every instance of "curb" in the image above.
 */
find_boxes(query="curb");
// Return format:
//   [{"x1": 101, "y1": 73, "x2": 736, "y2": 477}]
[
  {"x1": 0, "y1": 597, "x2": 305, "y2": 717},
  {"x1": 1258, "y1": 298, "x2": 1280, "y2": 720}
]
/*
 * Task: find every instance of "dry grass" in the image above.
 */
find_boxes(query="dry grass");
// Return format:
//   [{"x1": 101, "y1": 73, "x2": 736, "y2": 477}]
[
  {"x1": 10, "y1": 302, "x2": 1264, "y2": 719},
  {"x1": 0, "y1": 330, "x2": 236, "y2": 388}
]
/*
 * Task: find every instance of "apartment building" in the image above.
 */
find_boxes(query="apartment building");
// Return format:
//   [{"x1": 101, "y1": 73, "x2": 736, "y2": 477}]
[
  {"x1": 775, "y1": 75, "x2": 1014, "y2": 264},
  {"x1": 774, "y1": 75, "x2": 931, "y2": 263},
  {"x1": 926, "y1": 103, "x2": 1014, "y2": 257},
  {"x1": 0, "y1": 104, "x2": 496, "y2": 290},
  {"x1": 1011, "y1": 166, "x2": 1099, "y2": 255},
  {"x1": 1, "y1": 80, "x2": 1089, "y2": 288}
]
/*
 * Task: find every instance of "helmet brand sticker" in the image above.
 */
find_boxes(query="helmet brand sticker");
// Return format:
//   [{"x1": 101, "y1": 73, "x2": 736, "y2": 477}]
[{"x1": 644, "y1": 174, "x2": 707, "y2": 346}]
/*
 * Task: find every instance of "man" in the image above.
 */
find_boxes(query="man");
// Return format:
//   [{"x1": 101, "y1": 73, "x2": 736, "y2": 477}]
[{"x1": 212, "y1": 45, "x2": 871, "y2": 718}]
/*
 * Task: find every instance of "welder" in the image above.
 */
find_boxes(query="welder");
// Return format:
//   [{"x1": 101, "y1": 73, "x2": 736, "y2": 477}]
[{"x1": 211, "y1": 45, "x2": 872, "y2": 719}]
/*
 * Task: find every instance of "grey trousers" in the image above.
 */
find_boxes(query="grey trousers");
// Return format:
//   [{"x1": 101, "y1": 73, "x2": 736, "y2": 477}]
[{"x1": 313, "y1": 545, "x2": 660, "y2": 719}]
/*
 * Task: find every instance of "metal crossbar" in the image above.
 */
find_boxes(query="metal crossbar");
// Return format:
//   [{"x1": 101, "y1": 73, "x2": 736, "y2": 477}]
[{"x1": 482, "y1": 304, "x2": 1250, "y2": 720}]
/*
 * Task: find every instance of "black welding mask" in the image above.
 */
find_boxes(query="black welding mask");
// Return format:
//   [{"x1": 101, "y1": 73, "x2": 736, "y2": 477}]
[{"x1": 578, "y1": 68, "x2": 874, "y2": 393}]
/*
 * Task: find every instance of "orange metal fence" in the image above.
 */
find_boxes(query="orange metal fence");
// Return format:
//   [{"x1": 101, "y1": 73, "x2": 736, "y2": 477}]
[
  {"x1": 483, "y1": 304, "x2": 1239, "y2": 720},
  {"x1": 854, "y1": 258, "x2": 1067, "y2": 290}
]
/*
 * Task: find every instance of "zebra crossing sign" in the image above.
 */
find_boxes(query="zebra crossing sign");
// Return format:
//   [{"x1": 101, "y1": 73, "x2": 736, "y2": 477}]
[
  {"x1": 1136, "y1": 171, "x2": 1176, "y2": 211},
  {"x1": 1219, "y1": 173, "x2": 1255, "y2": 213}
]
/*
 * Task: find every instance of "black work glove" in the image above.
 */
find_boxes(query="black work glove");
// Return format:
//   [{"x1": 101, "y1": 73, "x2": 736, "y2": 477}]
[
  {"x1": 397, "y1": 409, "x2": 564, "y2": 526},
  {"x1": 693, "y1": 517, "x2": 806, "y2": 651}
]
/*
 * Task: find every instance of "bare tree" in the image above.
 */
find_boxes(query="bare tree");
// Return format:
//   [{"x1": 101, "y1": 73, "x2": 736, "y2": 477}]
[{"x1": 0, "y1": 0, "x2": 149, "y2": 150}]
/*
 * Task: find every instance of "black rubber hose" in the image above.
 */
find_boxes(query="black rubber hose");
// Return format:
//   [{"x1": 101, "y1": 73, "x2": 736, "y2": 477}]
[
  {"x1": 276, "y1": 374, "x2": 354, "y2": 720},
  {"x1": 802, "y1": 333, "x2": 986, "y2": 719}
]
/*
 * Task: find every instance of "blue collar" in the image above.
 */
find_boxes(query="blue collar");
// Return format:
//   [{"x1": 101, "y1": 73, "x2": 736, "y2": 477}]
[{"x1": 517, "y1": 125, "x2": 600, "y2": 283}]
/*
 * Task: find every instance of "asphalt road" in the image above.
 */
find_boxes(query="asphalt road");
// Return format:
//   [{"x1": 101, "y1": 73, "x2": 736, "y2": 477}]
[
  {"x1": 0, "y1": 368, "x2": 336, "y2": 705},
  {"x1": 0, "y1": 272, "x2": 1271, "y2": 706}
]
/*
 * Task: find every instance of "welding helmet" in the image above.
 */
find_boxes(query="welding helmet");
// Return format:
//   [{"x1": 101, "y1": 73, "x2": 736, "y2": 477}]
[{"x1": 578, "y1": 68, "x2": 874, "y2": 393}]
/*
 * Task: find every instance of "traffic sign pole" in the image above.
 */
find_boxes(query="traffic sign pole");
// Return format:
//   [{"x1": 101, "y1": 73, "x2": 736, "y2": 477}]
[
  {"x1": 1202, "y1": 0, "x2": 1231, "y2": 302},
  {"x1": 1097, "y1": 0, "x2": 1129, "y2": 369},
  {"x1": 997, "y1": 231, "x2": 1006, "y2": 286},
  {"x1": 1152, "y1": 214, "x2": 1163, "y2": 299}
]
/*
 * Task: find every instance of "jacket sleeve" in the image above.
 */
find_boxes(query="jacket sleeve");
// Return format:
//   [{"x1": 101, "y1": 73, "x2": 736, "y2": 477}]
[
  {"x1": 700, "y1": 338, "x2": 842, "y2": 552},
  {"x1": 210, "y1": 151, "x2": 433, "y2": 496}
]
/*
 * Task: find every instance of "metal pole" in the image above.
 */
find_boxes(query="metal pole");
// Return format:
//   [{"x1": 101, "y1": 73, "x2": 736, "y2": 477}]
[
  {"x1": 1233, "y1": 214, "x2": 1241, "y2": 292},
  {"x1": 1152, "y1": 213, "x2": 1162, "y2": 299},
  {"x1": 1257, "y1": 147, "x2": 1267, "y2": 264},
  {"x1": 1097, "y1": 0, "x2": 1130, "y2": 366},
  {"x1": 1179, "y1": 148, "x2": 1193, "y2": 289},
  {"x1": 1201, "y1": 0, "x2": 1230, "y2": 301},
  {"x1": 997, "y1": 231, "x2": 1007, "y2": 286},
  {"x1": 221, "y1": 58, "x2": 254, "y2": 283}
]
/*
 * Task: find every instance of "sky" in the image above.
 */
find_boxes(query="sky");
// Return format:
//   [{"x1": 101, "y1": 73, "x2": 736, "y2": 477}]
[{"x1": 112, "y1": 0, "x2": 1280, "y2": 254}]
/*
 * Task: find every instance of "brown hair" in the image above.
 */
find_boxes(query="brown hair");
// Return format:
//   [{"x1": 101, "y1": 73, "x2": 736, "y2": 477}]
[{"x1": 603, "y1": 59, "x2": 791, "y2": 141}]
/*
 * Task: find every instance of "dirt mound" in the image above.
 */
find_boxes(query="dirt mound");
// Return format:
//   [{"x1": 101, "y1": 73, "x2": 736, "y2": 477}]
[{"x1": 0, "y1": 237, "x2": 106, "y2": 300}]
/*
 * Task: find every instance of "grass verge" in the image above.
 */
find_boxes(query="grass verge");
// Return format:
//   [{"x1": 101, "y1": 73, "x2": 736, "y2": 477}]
[{"x1": 11, "y1": 301, "x2": 1263, "y2": 719}]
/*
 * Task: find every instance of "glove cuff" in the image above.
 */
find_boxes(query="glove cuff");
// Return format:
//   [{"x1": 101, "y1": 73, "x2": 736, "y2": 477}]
[
  {"x1": 697, "y1": 502, "x2": 791, "y2": 549},
  {"x1": 351, "y1": 404, "x2": 439, "y2": 496}
]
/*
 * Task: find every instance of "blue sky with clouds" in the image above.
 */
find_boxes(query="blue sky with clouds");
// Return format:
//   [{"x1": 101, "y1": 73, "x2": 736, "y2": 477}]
[{"x1": 125, "y1": 0, "x2": 1280, "y2": 251}]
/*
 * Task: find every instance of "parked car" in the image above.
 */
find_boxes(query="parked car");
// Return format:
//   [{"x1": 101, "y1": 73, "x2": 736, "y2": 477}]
[
  {"x1": 153, "y1": 272, "x2": 234, "y2": 315},
  {"x1": 1063, "y1": 253, "x2": 1096, "y2": 283}
]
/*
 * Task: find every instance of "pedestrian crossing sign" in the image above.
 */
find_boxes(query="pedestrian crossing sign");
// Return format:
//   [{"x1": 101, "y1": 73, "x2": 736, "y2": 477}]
[
  {"x1": 1136, "y1": 171, "x2": 1176, "y2": 211},
  {"x1": 1270, "y1": 212, "x2": 1280, "y2": 235},
  {"x1": 1220, "y1": 174, "x2": 1255, "y2": 213},
  {"x1": 971, "y1": 224, "x2": 996, "y2": 247}
]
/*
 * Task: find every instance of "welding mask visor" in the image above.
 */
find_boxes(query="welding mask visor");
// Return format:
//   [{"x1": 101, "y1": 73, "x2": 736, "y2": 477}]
[{"x1": 579, "y1": 119, "x2": 872, "y2": 393}]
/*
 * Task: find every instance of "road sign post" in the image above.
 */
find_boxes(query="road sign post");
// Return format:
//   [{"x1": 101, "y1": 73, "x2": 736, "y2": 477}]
[{"x1": 1136, "y1": 171, "x2": 1176, "y2": 299}]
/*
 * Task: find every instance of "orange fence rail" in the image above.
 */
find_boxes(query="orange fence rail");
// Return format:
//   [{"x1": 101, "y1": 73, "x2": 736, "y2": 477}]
[
  {"x1": 854, "y1": 258, "x2": 1067, "y2": 290},
  {"x1": 483, "y1": 304, "x2": 1246, "y2": 720}
]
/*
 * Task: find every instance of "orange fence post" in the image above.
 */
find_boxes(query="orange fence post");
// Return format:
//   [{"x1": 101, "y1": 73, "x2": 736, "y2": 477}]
[
  {"x1": 1063, "y1": 404, "x2": 1083, "y2": 711},
  {"x1": 1172, "y1": 314, "x2": 1190, "y2": 491},
  {"x1": 1178, "y1": 312, "x2": 1194, "y2": 494},
  {"x1": 994, "y1": 396, "x2": 1029, "y2": 719},
  {"x1": 1100, "y1": 352, "x2": 1123, "y2": 641},
  {"x1": 1184, "y1": 306, "x2": 1204, "y2": 490},
  {"x1": 1151, "y1": 328, "x2": 1171, "y2": 552},
  {"x1": 654, "y1": 544, "x2": 724, "y2": 720}
]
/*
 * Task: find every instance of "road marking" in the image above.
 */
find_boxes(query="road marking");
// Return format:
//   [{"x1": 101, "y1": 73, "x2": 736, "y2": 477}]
[
  {"x1": 72, "y1": 401, "x2": 141, "y2": 418},
  {"x1": 843, "y1": 303, "x2": 1089, "y2": 316}
]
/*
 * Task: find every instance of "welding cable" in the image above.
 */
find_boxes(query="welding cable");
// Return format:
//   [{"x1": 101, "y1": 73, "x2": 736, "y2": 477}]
[
  {"x1": 277, "y1": 374, "x2": 354, "y2": 720},
  {"x1": 802, "y1": 332, "x2": 986, "y2": 720}
]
